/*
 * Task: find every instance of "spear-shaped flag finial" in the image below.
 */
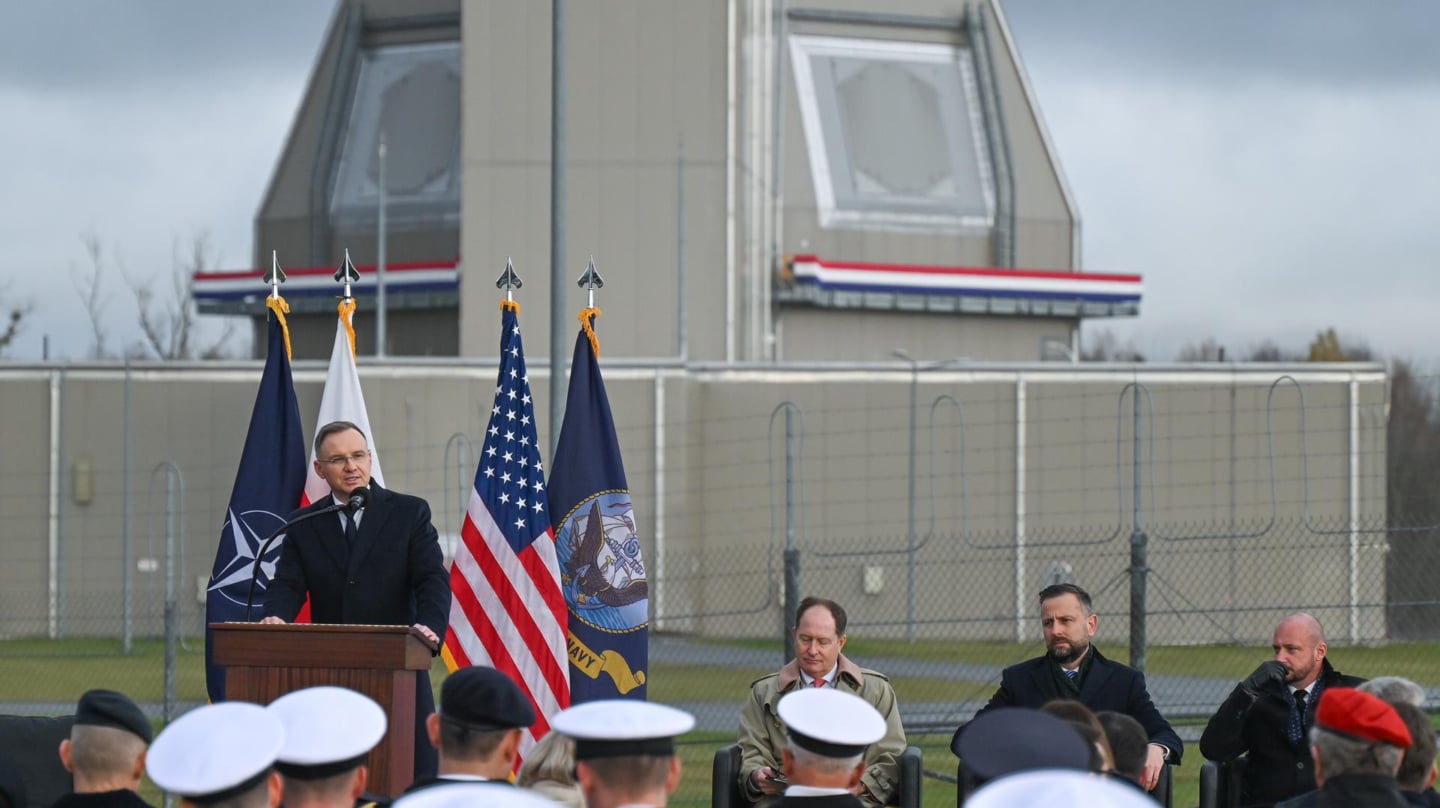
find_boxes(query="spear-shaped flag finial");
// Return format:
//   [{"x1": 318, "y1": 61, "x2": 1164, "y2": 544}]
[
  {"x1": 334, "y1": 248, "x2": 361, "y2": 299},
  {"x1": 495, "y1": 257, "x2": 522, "y2": 302},
  {"x1": 264, "y1": 250, "x2": 287, "y2": 299},
  {"x1": 576, "y1": 257, "x2": 604, "y2": 308}
]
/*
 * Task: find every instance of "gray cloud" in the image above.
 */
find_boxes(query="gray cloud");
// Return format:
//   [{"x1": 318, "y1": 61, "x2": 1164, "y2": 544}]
[
  {"x1": 1001, "y1": 1, "x2": 1440, "y2": 363},
  {"x1": 1001, "y1": 0, "x2": 1440, "y2": 88},
  {"x1": 0, "y1": 1, "x2": 336, "y2": 91}
]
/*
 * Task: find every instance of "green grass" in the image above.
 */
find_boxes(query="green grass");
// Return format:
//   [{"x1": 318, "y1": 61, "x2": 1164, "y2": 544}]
[{"x1": 11, "y1": 636, "x2": 1440, "y2": 808}]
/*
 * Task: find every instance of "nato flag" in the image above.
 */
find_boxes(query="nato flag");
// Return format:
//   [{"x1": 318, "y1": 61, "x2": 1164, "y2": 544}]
[{"x1": 203, "y1": 308, "x2": 307, "y2": 701}]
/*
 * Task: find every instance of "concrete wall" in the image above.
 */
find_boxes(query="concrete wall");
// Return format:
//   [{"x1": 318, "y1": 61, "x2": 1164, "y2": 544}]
[{"x1": 0, "y1": 362, "x2": 1388, "y2": 649}]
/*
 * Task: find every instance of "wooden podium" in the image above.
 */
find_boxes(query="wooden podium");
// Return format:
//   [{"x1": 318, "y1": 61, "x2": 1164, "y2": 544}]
[{"x1": 210, "y1": 623, "x2": 433, "y2": 797}]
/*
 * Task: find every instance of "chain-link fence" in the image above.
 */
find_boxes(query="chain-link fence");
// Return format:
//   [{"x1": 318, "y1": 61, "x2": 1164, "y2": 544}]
[{"x1": 2, "y1": 360, "x2": 1435, "y2": 804}]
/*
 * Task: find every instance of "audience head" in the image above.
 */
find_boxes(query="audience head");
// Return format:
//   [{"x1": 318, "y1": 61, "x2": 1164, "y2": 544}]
[
  {"x1": 430, "y1": 666, "x2": 535, "y2": 777},
  {"x1": 967, "y1": 768, "x2": 1155, "y2": 808},
  {"x1": 777, "y1": 689, "x2": 885, "y2": 790},
  {"x1": 516, "y1": 731, "x2": 578, "y2": 788},
  {"x1": 268, "y1": 686, "x2": 386, "y2": 807},
  {"x1": 147, "y1": 702, "x2": 284, "y2": 808},
  {"x1": 793, "y1": 596, "x2": 848, "y2": 681},
  {"x1": 516, "y1": 731, "x2": 584, "y2": 808},
  {"x1": 1097, "y1": 711, "x2": 1149, "y2": 784},
  {"x1": 61, "y1": 689, "x2": 153, "y2": 792},
  {"x1": 953, "y1": 707, "x2": 1090, "y2": 788},
  {"x1": 1041, "y1": 699, "x2": 1114, "y2": 772},
  {"x1": 550, "y1": 700, "x2": 694, "y2": 808},
  {"x1": 391, "y1": 782, "x2": 566, "y2": 808},
  {"x1": 1272, "y1": 613, "x2": 1327, "y2": 689},
  {"x1": 1310, "y1": 688, "x2": 1411, "y2": 783},
  {"x1": 1388, "y1": 701, "x2": 1438, "y2": 792},
  {"x1": 1038, "y1": 584, "x2": 1097, "y2": 666},
  {"x1": 1359, "y1": 676, "x2": 1427, "y2": 708}
]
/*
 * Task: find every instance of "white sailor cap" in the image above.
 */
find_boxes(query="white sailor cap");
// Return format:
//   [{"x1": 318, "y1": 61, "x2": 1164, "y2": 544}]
[
  {"x1": 967, "y1": 769, "x2": 1155, "y2": 808},
  {"x1": 776, "y1": 688, "x2": 886, "y2": 759},
  {"x1": 147, "y1": 702, "x2": 285, "y2": 804},
  {"x1": 549, "y1": 699, "x2": 696, "y2": 760},
  {"x1": 392, "y1": 782, "x2": 565, "y2": 808},
  {"x1": 267, "y1": 686, "x2": 387, "y2": 779}
]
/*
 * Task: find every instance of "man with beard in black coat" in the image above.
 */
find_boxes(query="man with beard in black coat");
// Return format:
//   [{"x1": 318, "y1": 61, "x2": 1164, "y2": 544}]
[{"x1": 1201, "y1": 614, "x2": 1365, "y2": 807}]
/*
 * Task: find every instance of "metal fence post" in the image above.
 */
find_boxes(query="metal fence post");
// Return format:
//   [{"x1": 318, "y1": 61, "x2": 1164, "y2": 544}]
[
  {"x1": 1128, "y1": 384, "x2": 1148, "y2": 674},
  {"x1": 151, "y1": 461, "x2": 184, "y2": 724},
  {"x1": 123, "y1": 359, "x2": 133, "y2": 653},
  {"x1": 782, "y1": 404, "x2": 800, "y2": 663}
]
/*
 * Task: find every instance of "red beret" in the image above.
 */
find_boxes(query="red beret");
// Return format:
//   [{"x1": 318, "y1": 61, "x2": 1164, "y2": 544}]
[{"x1": 1315, "y1": 687, "x2": 1412, "y2": 748}]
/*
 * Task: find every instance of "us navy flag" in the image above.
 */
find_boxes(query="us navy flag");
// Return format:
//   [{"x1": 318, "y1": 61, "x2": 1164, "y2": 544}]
[
  {"x1": 548, "y1": 314, "x2": 649, "y2": 701},
  {"x1": 203, "y1": 305, "x2": 307, "y2": 701}
]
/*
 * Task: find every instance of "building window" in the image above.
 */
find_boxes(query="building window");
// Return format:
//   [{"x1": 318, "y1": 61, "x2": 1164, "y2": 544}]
[
  {"x1": 790, "y1": 35, "x2": 995, "y2": 234},
  {"x1": 330, "y1": 41, "x2": 462, "y2": 230}
]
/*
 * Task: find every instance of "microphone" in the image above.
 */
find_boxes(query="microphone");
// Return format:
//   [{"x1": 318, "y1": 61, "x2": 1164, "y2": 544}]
[
  {"x1": 346, "y1": 486, "x2": 368, "y2": 513},
  {"x1": 243, "y1": 496, "x2": 352, "y2": 621}
]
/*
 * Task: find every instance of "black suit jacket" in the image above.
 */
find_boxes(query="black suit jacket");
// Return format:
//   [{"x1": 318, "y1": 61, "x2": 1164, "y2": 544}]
[
  {"x1": 1199, "y1": 659, "x2": 1364, "y2": 807},
  {"x1": 972, "y1": 647, "x2": 1184, "y2": 763},
  {"x1": 1274, "y1": 774, "x2": 1410, "y2": 808},
  {"x1": 263, "y1": 483, "x2": 450, "y2": 640}
]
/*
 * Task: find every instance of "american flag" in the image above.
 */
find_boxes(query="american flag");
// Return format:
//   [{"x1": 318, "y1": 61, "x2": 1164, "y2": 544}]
[{"x1": 443, "y1": 302, "x2": 570, "y2": 752}]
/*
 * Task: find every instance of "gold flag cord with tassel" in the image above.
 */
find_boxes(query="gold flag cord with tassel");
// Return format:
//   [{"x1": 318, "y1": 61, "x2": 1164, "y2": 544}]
[
  {"x1": 501, "y1": 299, "x2": 520, "y2": 314},
  {"x1": 578, "y1": 306, "x2": 601, "y2": 357},
  {"x1": 266, "y1": 296, "x2": 294, "y2": 361},
  {"x1": 338, "y1": 298, "x2": 358, "y2": 359}
]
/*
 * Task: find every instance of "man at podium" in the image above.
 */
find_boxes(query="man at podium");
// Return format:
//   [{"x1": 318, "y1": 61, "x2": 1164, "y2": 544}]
[{"x1": 261, "y1": 420, "x2": 451, "y2": 783}]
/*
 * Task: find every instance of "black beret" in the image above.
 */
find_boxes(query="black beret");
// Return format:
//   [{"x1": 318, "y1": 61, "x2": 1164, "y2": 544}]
[
  {"x1": 76, "y1": 689, "x2": 152, "y2": 743},
  {"x1": 440, "y1": 667, "x2": 535, "y2": 731}
]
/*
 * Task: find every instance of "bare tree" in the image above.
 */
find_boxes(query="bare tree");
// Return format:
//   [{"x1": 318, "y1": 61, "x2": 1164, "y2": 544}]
[
  {"x1": 71, "y1": 232, "x2": 111, "y2": 359},
  {"x1": 125, "y1": 233, "x2": 235, "y2": 360},
  {"x1": 1244, "y1": 340, "x2": 1290, "y2": 362},
  {"x1": 0, "y1": 291, "x2": 30, "y2": 357},
  {"x1": 1176, "y1": 338, "x2": 1225, "y2": 362},
  {"x1": 1081, "y1": 328, "x2": 1145, "y2": 362}
]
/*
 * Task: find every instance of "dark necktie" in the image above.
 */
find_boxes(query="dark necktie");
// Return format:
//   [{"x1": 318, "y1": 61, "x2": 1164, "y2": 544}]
[
  {"x1": 345, "y1": 510, "x2": 359, "y2": 548},
  {"x1": 1289, "y1": 689, "x2": 1308, "y2": 744},
  {"x1": 1064, "y1": 668, "x2": 1079, "y2": 682}
]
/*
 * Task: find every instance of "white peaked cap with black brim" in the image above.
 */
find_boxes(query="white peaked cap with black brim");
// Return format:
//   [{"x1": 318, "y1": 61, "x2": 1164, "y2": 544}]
[
  {"x1": 777, "y1": 688, "x2": 886, "y2": 759},
  {"x1": 147, "y1": 702, "x2": 285, "y2": 805},
  {"x1": 393, "y1": 782, "x2": 566, "y2": 808},
  {"x1": 267, "y1": 686, "x2": 388, "y2": 779},
  {"x1": 550, "y1": 699, "x2": 696, "y2": 760},
  {"x1": 967, "y1": 769, "x2": 1156, "y2": 808}
]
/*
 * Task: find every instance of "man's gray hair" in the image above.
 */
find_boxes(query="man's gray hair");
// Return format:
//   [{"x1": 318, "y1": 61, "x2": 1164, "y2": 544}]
[
  {"x1": 785, "y1": 739, "x2": 863, "y2": 775},
  {"x1": 1358, "y1": 676, "x2": 1427, "y2": 708},
  {"x1": 1310, "y1": 726, "x2": 1404, "y2": 778}
]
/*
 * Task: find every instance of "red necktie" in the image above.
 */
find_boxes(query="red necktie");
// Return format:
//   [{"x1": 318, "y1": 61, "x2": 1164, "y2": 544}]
[{"x1": 812, "y1": 677, "x2": 826, "y2": 688}]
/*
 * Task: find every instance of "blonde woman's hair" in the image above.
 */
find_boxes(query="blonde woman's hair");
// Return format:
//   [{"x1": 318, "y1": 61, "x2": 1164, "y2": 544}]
[{"x1": 517, "y1": 731, "x2": 578, "y2": 787}]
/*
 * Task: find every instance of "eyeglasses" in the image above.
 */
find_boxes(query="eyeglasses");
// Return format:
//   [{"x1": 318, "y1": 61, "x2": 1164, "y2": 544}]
[{"x1": 321, "y1": 451, "x2": 370, "y2": 467}]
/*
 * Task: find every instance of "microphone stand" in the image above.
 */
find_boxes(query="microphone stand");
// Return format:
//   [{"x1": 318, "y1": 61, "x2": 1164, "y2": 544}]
[{"x1": 243, "y1": 502, "x2": 347, "y2": 621}]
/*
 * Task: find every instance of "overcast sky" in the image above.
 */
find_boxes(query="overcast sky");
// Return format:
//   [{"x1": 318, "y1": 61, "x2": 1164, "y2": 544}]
[{"x1": 1, "y1": 1, "x2": 1436, "y2": 364}]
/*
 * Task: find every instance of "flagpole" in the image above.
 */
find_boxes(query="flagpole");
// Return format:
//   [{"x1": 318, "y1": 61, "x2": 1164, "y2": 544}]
[
  {"x1": 549, "y1": 0, "x2": 568, "y2": 461},
  {"x1": 376, "y1": 130, "x2": 388, "y2": 357}
]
